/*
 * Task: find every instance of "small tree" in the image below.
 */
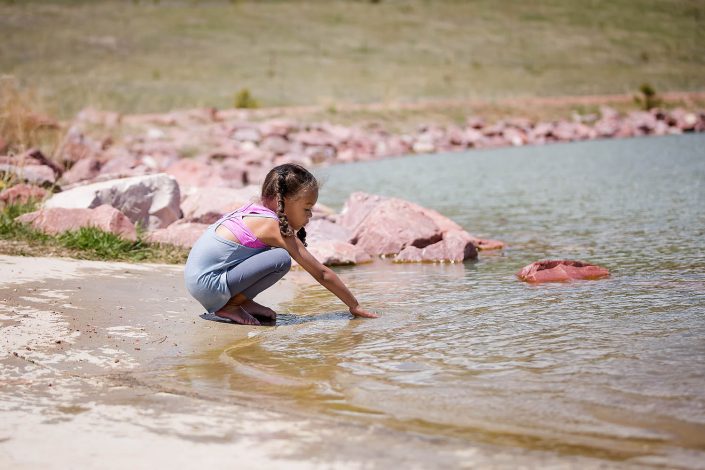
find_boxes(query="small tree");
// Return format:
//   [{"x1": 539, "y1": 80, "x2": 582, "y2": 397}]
[{"x1": 634, "y1": 83, "x2": 662, "y2": 111}]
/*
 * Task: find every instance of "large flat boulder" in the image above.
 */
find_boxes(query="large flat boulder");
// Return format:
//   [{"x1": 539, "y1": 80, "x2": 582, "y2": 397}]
[
  {"x1": 339, "y1": 192, "x2": 449, "y2": 256},
  {"x1": 394, "y1": 230, "x2": 478, "y2": 263},
  {"x1": 16, "y1": 204, "x2": 137, "y2": 241},
  {"x1": 146, "y1": 221, "x2": 208, "y2": 248},
  {"x1": 516, "y1": 260, "x2": 610, "y2": 283},
  {"x1": 43, "y1": 173, "x2": 181, "y2": 231}
]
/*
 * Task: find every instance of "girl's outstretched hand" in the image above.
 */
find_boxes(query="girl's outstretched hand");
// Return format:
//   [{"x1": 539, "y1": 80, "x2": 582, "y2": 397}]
[{"x1": 350, "y1": 305, "x2": 379, "y2": 319}]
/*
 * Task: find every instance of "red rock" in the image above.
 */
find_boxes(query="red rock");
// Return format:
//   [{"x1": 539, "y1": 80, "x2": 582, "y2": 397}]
[
  {"x1": 99, "y1": 153, "x2": 139, "y2": 177},
  {"x1": 668, "y1": 108, "x2": 699, "y2": 131},
  {"x1": 16, "y1": 204, "x2": 137, "y2": 240},
  {"x1": 180, "y1": 186, "x2": 259, "y2": 223},
  {"x1": 0, "y1": 162, "x2": 56, "y2": 186},
  {"x1": 292, "y1": 130, "x2": 337, "y2": 147},
  {"x1": 22, "y1": 149, "x2": 63, "y2": 177},
  {"x1": 304, "y1": 145, "x2": 336, "y2": 164},
  {"x1": 258, "y1": 119, "x2": 297, "y2": 137},
  {"x1": 468, "y1": 237, "x2": 505, "y2": 251},
  {"x1": 516, "y1": 260, "x2": 610, "y2": 283},
  {"x1": 56, "y1": 128, "x2": 98, "y2": 166},
  {"x1": 165, "y1": 159, "x2": 234, "y2": 189},
  {"x1": 60, "y1": 157, "x2": 102, "y2": 185},
  {"x1": 338, "y1": 192, "x2": 502, "y2": 258},
  {"x1": 259, "y1": 135, "x2": 290, "y2": 155},
  {"x1": 75, "y1": 108, "x2": 122, "y2": 128},
  {"x1": 305, "y1": 218, "x2": 351, "y2": 243},
  {"x1": 394, "y1": 230, "x2": 478, "y2": 263},
  {"x1": 146, "y1": 221, "x2": 208, "y2": 248},
  {"x1": 231, "y1": 127, "x2": 262, "y2": 143},
  {"x1": 0, "y1": 184, "x2": 48, "y2": 206},
  {"x1": 305, "y1": 240, "x2": 372, "y2": 266},
  {"x1": 341, "y1": 195, "x2": 442, "y2": 256}
]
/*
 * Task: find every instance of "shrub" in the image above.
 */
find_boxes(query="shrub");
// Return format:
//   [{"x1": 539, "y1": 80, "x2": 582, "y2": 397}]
[
  {"x1": 233, "y1": 88, "x2": 259, "y2": 109},
  {"x1": 634, "y1": 83, "x2": 662, "y2": 111}
]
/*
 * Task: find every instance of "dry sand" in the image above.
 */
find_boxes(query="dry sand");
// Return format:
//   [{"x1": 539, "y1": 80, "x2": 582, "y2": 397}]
[{"x1": 0, "y1": 255, "x2": 622, "y2": 469}]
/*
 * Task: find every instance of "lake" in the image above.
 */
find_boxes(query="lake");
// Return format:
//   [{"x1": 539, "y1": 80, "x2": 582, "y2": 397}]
[{"x1": 188, "y1": 134, "x2": 705, "y2": 467}]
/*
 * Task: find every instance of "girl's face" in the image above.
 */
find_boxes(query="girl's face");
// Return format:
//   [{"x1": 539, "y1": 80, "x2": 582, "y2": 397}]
[{"x1": 284, "y1": 186, "x2": 318, "y2": 231}]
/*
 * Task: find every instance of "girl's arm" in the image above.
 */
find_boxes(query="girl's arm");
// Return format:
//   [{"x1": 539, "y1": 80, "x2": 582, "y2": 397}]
[{"x1": 259, "y1": 221, "x2": 379, "y2": 318}]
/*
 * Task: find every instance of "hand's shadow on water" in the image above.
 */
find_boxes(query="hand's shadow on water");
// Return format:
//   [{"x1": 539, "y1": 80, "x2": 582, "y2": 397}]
[{"x1": 199, "y1": 311, "x2": 351, "y2": 327}]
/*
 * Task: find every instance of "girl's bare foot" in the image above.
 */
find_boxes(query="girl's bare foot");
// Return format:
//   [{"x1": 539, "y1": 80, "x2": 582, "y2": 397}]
[
  {"x1": 215, "y1": 305, "x2": 260, "y2": 325},
  {"x1": 241, "y1": 299, "x2": 277, "y2": 321}
]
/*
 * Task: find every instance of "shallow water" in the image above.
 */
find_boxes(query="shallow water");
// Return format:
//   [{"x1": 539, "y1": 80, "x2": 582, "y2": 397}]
[{"x1": 184, "y1": 135, "x2": 705, "y2": 466}]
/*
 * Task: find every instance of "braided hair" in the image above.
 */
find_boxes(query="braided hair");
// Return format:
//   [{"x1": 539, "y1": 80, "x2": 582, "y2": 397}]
[{"x1": 261, "y1": 163, "x2": 318, "y2": 247}]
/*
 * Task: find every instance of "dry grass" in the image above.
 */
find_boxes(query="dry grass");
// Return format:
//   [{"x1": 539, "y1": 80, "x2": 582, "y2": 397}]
[
  {"x1": 0, "y1": 76, "x2": 63, "y2": 156},
  {"x1": 1, "y1": 0, "x2": 702, "y2": 119}
]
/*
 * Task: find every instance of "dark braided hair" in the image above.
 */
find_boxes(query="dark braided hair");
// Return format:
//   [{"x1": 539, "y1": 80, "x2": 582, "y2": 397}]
[{"x1": 261, "y1": 164, "x2": 318, "y2": 247}]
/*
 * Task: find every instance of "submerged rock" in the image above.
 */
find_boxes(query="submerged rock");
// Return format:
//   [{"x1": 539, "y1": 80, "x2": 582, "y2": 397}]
[
  {"x1": 516, "y1": 260, "x2": 610, "y2": 283},
  {"x1": 16, "y1": 204, "x2": 137, "y2": 241}
]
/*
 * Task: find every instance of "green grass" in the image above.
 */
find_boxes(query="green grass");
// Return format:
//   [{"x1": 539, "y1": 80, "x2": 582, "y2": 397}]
[
  {"x1": 0, "y1": 0, "x2": 703, "y2": 118},
  {"x1": 0, "y1": 200, "x2": 188, "y2": 263}
]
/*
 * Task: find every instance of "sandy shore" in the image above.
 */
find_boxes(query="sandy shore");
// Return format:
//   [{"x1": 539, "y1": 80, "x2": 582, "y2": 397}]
[{"x1": 0, "y1": 255, "x2": 624, "y2": 469}]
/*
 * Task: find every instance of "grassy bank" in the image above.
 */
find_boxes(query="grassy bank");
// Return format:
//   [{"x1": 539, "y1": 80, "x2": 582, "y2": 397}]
[
  {"x1": 0, "y1": 201, "x2": 188, "y2": 263},
  {"x1": 1, "y1": 0, "x2": 703, "y2": 118}
]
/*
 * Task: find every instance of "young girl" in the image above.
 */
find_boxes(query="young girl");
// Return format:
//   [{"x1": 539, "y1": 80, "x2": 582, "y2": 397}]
[{"x1": 184, "y1": 163, "x2": 379, "y2": 325}]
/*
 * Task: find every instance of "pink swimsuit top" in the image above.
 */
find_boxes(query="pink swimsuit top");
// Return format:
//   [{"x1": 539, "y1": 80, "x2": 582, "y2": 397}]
[{"x1": 219, "y1": 203, "x2": 278, "y2": 249}]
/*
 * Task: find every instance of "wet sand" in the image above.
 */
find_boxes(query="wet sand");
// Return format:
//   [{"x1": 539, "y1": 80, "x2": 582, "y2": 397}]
[{"x1": 0, "y1": 255, "x2": 623, "y2": 469}]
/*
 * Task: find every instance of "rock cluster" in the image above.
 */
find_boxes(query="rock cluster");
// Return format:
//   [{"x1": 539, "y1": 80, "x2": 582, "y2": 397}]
[
  {"x1": 1, "y1": 104, "x2": 701, "y2": 267},
  {"x1": 2, "y1": 167, "x2": 501, "y2": 264},
  {"x1": 8, "y1": 105, "x2": 698, "y2": 193}
]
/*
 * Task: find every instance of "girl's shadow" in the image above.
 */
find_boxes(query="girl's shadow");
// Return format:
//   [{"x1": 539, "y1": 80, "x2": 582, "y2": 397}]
[{"x1": 199, "y1": 311, "x2": 351, "y2": 327}]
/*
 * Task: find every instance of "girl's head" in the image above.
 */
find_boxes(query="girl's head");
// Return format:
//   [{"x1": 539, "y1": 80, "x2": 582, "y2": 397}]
[{"x1": 261, "y1": 164, "x2": 319, "y2": 246}]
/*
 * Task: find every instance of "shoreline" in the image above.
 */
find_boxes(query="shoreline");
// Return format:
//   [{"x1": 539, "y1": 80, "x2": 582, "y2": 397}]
[{"x1": 0, "y1": 254, "x2": 623, "y2": 468}]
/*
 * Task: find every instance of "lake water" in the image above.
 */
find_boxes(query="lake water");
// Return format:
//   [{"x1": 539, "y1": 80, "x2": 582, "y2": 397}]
[{"x1": 187, "y1": 134, "x2": 705, "y2": 467}]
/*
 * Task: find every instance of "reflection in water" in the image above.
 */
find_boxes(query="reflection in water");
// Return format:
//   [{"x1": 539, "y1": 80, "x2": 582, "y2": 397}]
[{"x1": 173, "y1": 135, "x2": 705, "y2": 467}]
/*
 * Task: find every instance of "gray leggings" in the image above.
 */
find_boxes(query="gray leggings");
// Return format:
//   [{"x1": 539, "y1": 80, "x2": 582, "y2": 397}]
[{"x1": 226, "y1": 247, "x2": 292, "y2": 300}]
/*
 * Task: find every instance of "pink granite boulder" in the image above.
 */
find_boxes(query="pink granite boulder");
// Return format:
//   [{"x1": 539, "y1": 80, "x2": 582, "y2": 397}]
[
  {"x1": 394, "y1": 230, "x2": 478, "y2": 263},
  {"x1": 43, "y1": 173, "x2": 181, "y2": 231},
  {"x1": 0, "y1": 184, "x2": 48, "y2": 207},
  {"x1": 16, "y1": 204, "x2": 137, "y2": 241},
  {"x1": 165, "y1": 159, "x2": 236, "y2": 189},
  {"x1": 468, "y1": 237, "x2": 505, "y2": 251},
  {"x1": 180, "y1": 186, "x2": 259, "y2": 224},
  {"x1": 0, "y1": 151, "x2": 58, "y2": 186},
  {"x1": 338, "y1": 192, "x2": 502, "y2": 259},
  {"x1": 517, "y1": 260, "x2": 610, "y2": 283},
  {"x1": 60, "y1": 157, "x2": 102, "y2": 185},
  {"x1": 306, "y1": 240, "x2": 373, "y2": 266},
  {"x1": 346, "y1": 197, "x2": 442, "y2": 256},
  {"x1": 146, "y1": 221, "x2": 208, "y2": 248},
  {"x1": 302, "y1": 218, "x2": 372, "y2": 266}
]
